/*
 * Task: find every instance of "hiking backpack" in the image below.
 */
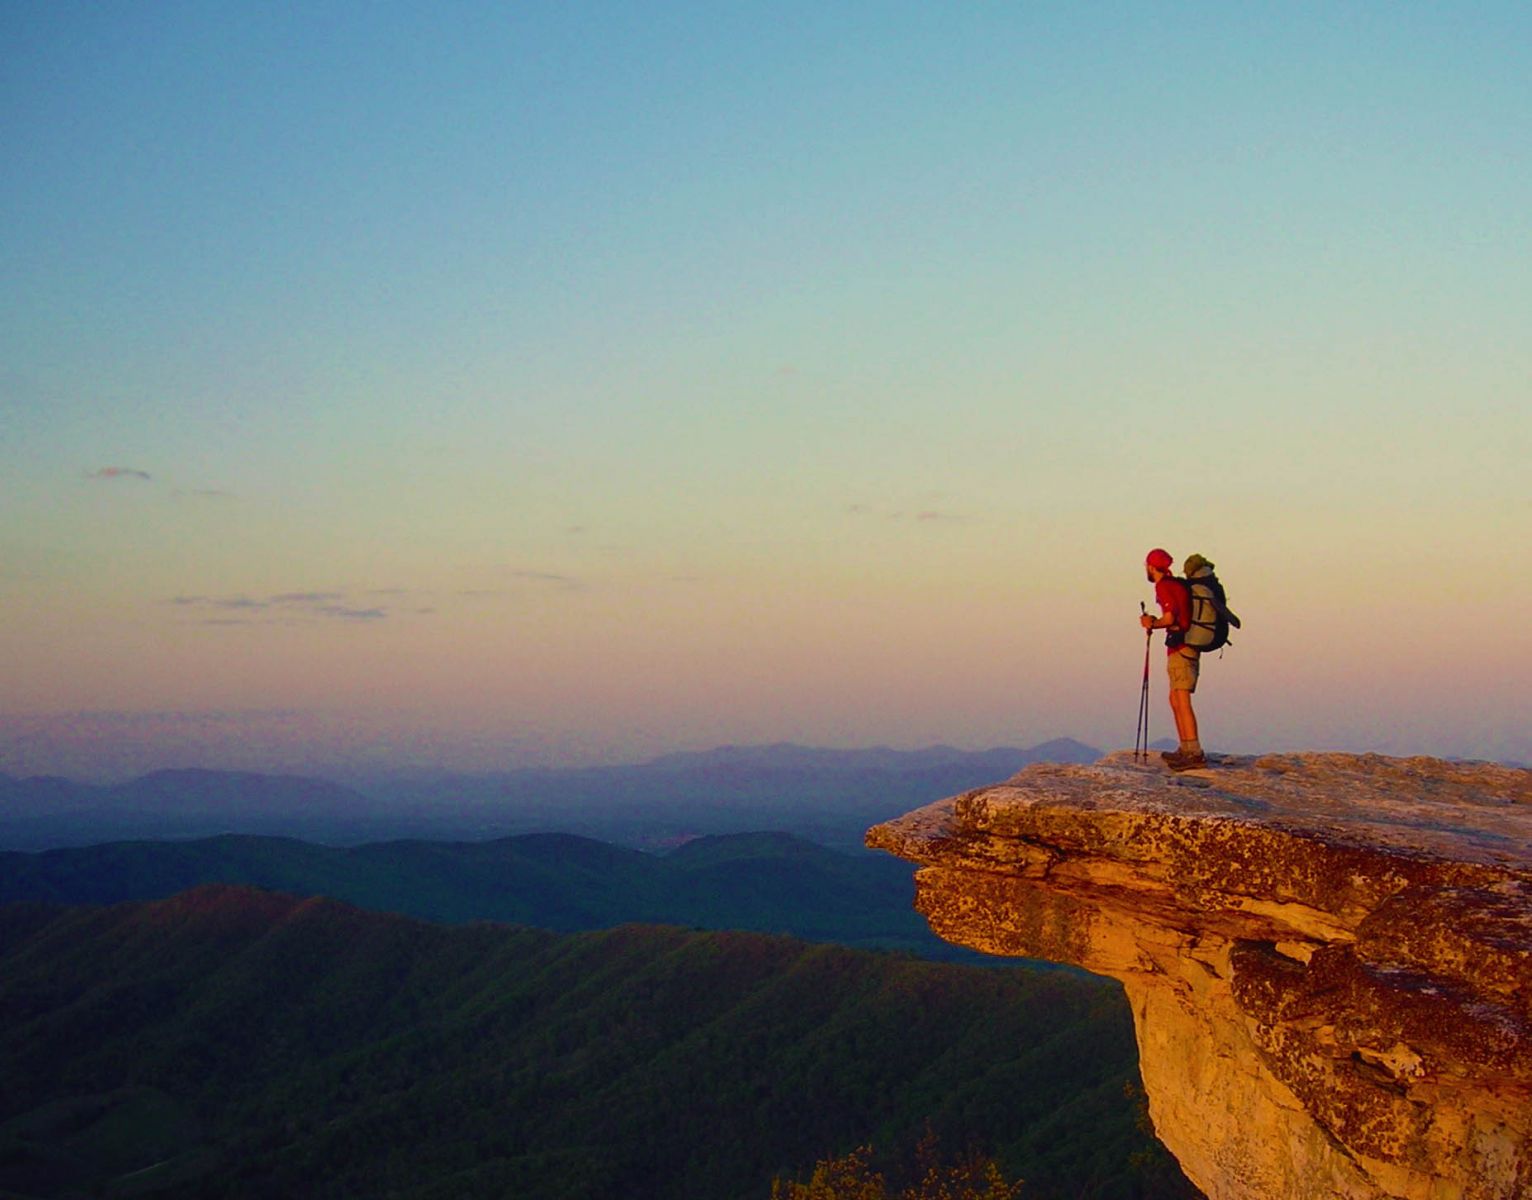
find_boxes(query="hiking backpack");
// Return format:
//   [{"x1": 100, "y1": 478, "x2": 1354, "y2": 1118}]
[{"x1": 1182, "y1": 557, "x2": 1241, "y2": 652}]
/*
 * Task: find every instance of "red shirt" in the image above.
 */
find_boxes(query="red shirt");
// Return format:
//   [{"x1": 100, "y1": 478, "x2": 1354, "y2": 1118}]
[{"x1": 1155, "y1": 576, "x2": 1192, "y2": 655}]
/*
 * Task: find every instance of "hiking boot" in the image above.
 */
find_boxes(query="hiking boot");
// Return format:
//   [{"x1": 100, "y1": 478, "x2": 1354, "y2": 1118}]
[{"x1": 1164, "y1": 750, "x2": 1208, "y2": 772}]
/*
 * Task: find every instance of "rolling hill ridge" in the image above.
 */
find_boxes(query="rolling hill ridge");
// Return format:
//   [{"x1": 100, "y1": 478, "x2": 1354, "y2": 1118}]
[
  {"x1": 0, "y1": 830, "x2": 951, "y2": 953},
  {"x1": 0, "y1": 886, "x2": 1197, "y2": 1200}
]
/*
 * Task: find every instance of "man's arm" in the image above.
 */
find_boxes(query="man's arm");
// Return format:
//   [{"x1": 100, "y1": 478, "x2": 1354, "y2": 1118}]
[{"x1": 1141, "y1": 587, "x2": 1174, "y2": 629}]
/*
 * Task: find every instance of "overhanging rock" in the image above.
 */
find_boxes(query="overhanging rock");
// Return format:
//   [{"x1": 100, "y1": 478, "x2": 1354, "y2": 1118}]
[{"x1": 867, "y1": 752, "x2": 1532, "y2": 1200}]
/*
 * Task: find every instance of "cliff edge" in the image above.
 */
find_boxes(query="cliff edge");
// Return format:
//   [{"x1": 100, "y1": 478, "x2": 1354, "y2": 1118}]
[{"x1": 867, "y1": 752, "x2": 1531, "y2": 1200}]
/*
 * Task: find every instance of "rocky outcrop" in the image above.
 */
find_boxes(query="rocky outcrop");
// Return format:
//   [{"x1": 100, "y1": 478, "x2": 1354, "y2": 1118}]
[{"x1": 867, "y1": 753, "x2": 1532, "y2": 1200}]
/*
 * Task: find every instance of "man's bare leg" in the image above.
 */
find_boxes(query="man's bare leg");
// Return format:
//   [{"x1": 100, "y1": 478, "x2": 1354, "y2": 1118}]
[{"x1": 1170, "y1": 689, "x2": 1199, "y2": 748}]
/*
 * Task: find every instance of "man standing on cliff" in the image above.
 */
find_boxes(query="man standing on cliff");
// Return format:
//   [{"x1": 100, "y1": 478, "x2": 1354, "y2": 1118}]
[{"x1": 1140, "y1": 548, "x2": 1204, "y2": 769}]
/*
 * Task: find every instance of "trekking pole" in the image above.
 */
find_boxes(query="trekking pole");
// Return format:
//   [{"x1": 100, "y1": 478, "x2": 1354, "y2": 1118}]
[{"x1": 1135, "y1": 602, "x2": 1152, "y2": 761}]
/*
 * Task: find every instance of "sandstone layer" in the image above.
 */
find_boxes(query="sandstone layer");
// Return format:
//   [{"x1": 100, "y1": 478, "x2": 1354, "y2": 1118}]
[{"x1": 867, "y1": 753, "x2": 1532, "y2": 1200}]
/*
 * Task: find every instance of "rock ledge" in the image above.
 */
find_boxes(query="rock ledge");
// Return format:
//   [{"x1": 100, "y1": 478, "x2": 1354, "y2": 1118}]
[{"x1": 867, "y1": 752, "x2": 1531, "y2": 1200}]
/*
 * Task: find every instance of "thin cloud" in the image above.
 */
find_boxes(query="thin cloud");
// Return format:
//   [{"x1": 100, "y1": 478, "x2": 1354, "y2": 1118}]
[
  {"x1": 846, "y1": 502, "x2": 973, "y2": 525},
  {"x1": 269, "y1": 592, "x2": 344, "y2": 605},
  {"x1": 89, "y1": 467, "x2": 152, "y2": 482},
  {"x1": 171, "y1": 595, "x2": 268, "y2": 610},
  {"x1": 169, "y1": 591, "x2": 390, "y2": 623},
  {"x1": 915, "y1": 510, "x2": 968, "y2": 523},
  {"x1": 316, "y1": 605, "x2": 386, "y2": 621},
  {"x1": 460, "y1": 567, "x2": 583, "y2": 589},
  {"x1": 457, "y1": 568, "x2": 586, "y2": 599},
  {"x1": 507, "y1": 569, "x2": 578, "y2": 585},
  {"x1": 174, "y1": 488, "x2": 234, "y2": 499}
]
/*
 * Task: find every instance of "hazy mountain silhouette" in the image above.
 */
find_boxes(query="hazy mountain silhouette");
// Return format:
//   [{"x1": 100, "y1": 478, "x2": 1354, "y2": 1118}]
[
  {"x1": 0, "y1": 769, "x2": 380, "y2": 849},
  {"x1": 0, "y1": 887, "x2": 1197, "y2": 1200},
  {"x1": 0, "y1": 740, "x2": 1103, "y2": 852}
]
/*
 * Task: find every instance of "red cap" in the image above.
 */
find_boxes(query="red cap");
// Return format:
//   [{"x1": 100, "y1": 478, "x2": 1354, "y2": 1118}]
[{"x1": 1145, "y1": 548, "x2": 1173, "y2": 571}]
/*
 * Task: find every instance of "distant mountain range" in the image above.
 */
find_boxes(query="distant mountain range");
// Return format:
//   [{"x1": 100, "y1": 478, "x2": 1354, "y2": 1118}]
[
  {"x1": 0, "y1": 768, "x2": 377, "y2": 850},
  {"x1": 0, "y1": 829, "x2": 964, "y2": 957},
  {"x1": 0, "y1": 739, "x2": 1103, "y2": 851},
  {"x1": 0, "y1": 886, "x2": 1197, "y2": 1200}
]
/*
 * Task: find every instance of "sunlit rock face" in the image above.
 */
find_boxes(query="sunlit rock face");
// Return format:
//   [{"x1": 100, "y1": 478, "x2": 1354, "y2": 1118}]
[{"x1": 867, "y1": 753, "x2": 1532, "y2": 1200}]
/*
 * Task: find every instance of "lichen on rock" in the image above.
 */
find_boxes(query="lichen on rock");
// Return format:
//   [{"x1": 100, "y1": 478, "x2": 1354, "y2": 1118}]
[{"x1": 867, "y1": 752, "x2": 1532, "y2": 1200}]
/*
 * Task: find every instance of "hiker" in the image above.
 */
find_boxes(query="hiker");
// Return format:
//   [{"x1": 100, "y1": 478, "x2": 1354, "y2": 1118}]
[{"x1": 1140, "y1": 548, "x2": 1204, "y2": 769}]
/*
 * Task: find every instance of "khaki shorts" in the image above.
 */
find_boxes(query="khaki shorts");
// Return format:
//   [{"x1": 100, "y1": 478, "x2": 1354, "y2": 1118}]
[{"x1": 1167, "y1": 647, "x2": 1200, "y2": 693}]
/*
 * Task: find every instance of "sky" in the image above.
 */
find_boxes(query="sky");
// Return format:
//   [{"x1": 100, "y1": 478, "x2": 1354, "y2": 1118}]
[{"x1": 3, "y1": 2, "x2": 1530, "y2": 779}]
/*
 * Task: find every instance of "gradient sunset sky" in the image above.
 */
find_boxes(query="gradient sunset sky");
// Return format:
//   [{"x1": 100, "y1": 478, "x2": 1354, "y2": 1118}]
[{"x1": 4, "y1": 3, "x2": 1529, "y2": 778}]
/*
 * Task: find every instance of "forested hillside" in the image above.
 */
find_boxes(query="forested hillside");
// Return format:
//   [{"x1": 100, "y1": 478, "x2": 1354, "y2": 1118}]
[
  {"x1": 0, "y1": 888, "x2": 1198, "y2": 1200},
  {"x1": 0, "y1": 831, "x2": 961, "y2": 956}
]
